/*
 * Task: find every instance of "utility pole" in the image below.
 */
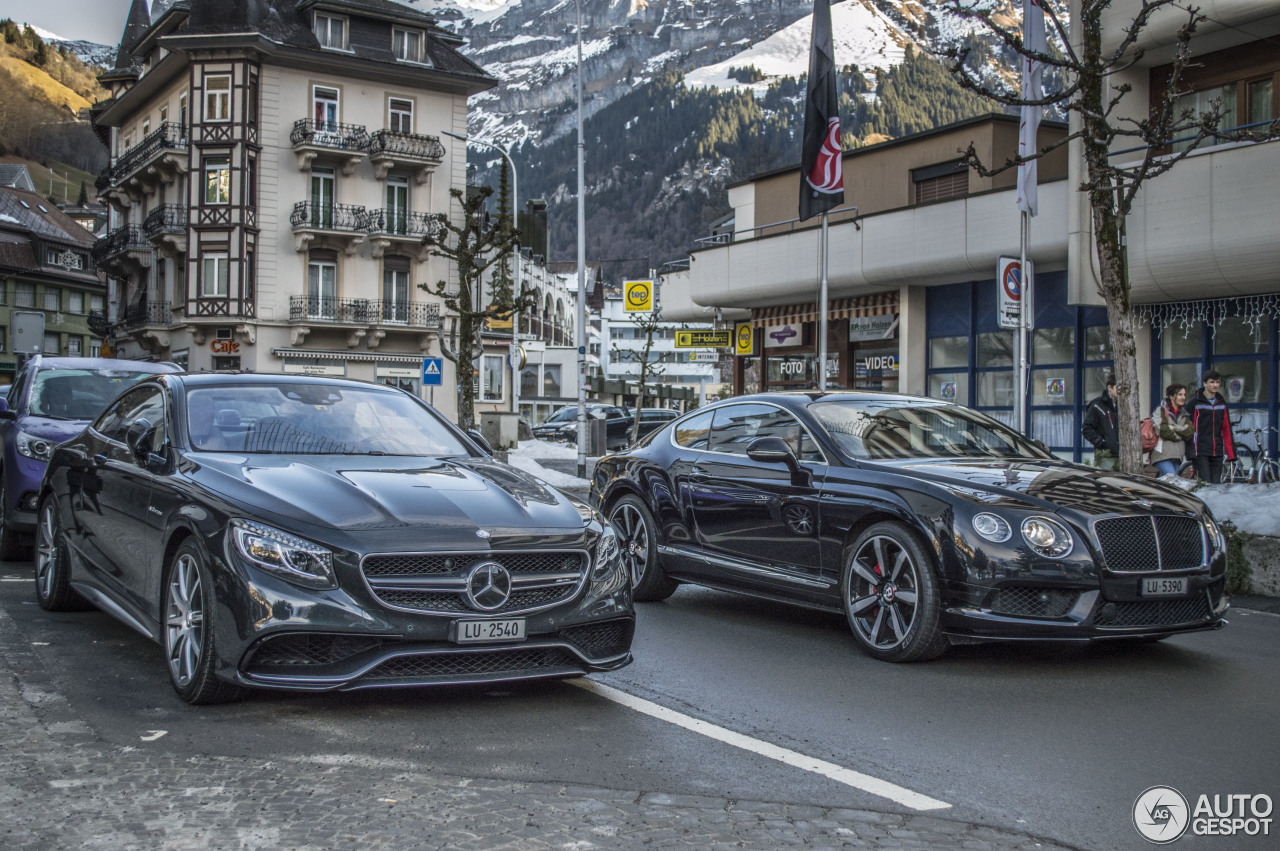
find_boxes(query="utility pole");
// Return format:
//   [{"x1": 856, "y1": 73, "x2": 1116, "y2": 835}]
[{"x1": 574, "y1": 0, "x2": 588, "y2": 479}]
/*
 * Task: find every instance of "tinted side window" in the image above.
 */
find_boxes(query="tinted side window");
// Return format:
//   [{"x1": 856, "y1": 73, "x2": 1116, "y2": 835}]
[
  {"x1": 709, "y1": 404, "x2": 824, "y2": 462},
  {"x1": 673, "y1": 409, "x2": 714, "y2": 449},
  {"x1": 95, "y1": 386, "x2": 166, "y2": 445}
]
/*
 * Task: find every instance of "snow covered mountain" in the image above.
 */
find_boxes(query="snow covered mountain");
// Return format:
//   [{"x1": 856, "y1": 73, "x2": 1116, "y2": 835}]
[{"x1": 27, "y1": 25, "x2": 115, "y2": 68}]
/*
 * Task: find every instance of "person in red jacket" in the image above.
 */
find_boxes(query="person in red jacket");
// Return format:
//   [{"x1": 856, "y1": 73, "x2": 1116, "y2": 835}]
[{"x1": 1191, "y1": 370, "x2": 1236, "y2": 483}]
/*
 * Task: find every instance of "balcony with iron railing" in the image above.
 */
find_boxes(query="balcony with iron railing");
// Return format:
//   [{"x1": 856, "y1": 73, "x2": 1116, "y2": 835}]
[
  {"x1": 90, "y1": 225, "x2": 152, "y2": 276},
  {"x1": 363, "y1": 208, "x2": 442, "y2": 259},
  {"x1": 97, "y1": 122, "x2": 189, "y2": 201},
  {"x1": 142, "y1": 203, "x2": 188, "y2": 257},
  {"x1": 290, "y1": 202, "x2": 367, "y2": 254},
  {"x1": 121, "y1": 300, "x2": 173, "y2": 329},
  {"x1": 365, "y1": 130, "x2": 446, "y2": 183},
  {"x1": 288, "y1": 296, "x2": 441, "y2": 329},
  {"x1": 526, "y1": 315, "x2": 572, "y2": 346},
  {"x1": 290, "y1": 119, "x2": 369, "y2": 174}
]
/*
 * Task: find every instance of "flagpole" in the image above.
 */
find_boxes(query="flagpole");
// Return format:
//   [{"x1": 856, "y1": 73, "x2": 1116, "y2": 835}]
[{"x1": 818, "y1": 211, "x2": 829, "y2": 391}]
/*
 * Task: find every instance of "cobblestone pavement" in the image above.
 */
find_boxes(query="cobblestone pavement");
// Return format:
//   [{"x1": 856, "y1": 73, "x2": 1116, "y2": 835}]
[{"x1": 0, "y1": 609, "x2": 1084, "y2": 850}]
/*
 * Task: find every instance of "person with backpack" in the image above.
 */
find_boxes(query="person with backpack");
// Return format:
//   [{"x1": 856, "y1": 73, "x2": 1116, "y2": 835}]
[
  {"x1": 1082, "y1": 375, "x2": 1119, "y2": 468},
  {"x1": 1191, "y1": 369, "x2": 1236, "y2": 484},
  {"x1": 1149, "y1": 383, "x2": 1194, "y2": 477}
]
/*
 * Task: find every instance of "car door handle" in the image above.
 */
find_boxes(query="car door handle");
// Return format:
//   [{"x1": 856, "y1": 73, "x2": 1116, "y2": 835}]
[
  {"x1": 689, "y1": 466, "x2": 710, "y2": 481},
  {"x1": 92, "y1": 454, "x2": 107, "y2": 467}
]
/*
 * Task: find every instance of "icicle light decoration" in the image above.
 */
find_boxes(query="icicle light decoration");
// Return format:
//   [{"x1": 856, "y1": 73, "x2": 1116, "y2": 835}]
[{"x1": 1138, "y1": 294, "x2": 1280, "y2": 339}]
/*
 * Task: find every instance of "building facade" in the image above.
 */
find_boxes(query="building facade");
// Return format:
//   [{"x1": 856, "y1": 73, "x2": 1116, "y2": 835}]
[
  {"x1": 666, "y1": 2, "x2": 1279, "y2": 462},
  {"x1": 91, "y1": 0, "x2": 494, "y2": 421},
  {"x1": 0, "y1": 185, "x2": 107, "y2": 377}
]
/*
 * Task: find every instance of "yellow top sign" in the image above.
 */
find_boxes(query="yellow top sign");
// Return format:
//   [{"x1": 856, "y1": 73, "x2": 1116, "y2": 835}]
[
  {"x1": 624, "y1": 279, "x2": 653, "y2": 312},
  {"x1": 675, "y1": 329, "x2": 732, "y2": 348},
  {"x1": 734, "y1": 322, "x2": 755, "y2": 356}
]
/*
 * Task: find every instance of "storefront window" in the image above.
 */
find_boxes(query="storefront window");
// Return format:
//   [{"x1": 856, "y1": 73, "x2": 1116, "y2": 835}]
[
  {"x1": 1085, "y1": 325, "x2": 1114, "y2": 361},
  {"x1": 929, "y1": 372, "x2": 968, "y2": 404},
  {"x1": 929, "y1": 336, "x2": 968, "y2": 369},
  {"x1": 520, "y1": 366, "x2": 538, "y2": 397},
  {"x1": 543, "y1": 364, "x2": 562, "y2": 397},
  {"x1": 977, "y1": 371, "x2": 1014, "y2": 407},
  {"x1": 1214, "y1": 317, "x2": 1271, "y2": 356},
  {"x1": 976, "y1": 331, "x2": 1014, "y2": 367},
  {"x1": 481, "y1": 354, "x2": 504, "y2": 402},
  {"x1": 851, "y1": 346, "x2": 899, "y2": 392},
  {"x1": 765, "y1": 354, "x2": 836, "y2": 388},
  {"x1": 1082, "y1": 367, "x2": 1112, "y2": 402},
  {"x1": 1160, "y1": 325, "x2": 1202, "y2": 360},
  {"x1": 1212, "y1": 360, "x2": 1270, "y2": 405},
  {"x1": 1030, "y1": 369, "x2": 1074, "y2": 406},
  {"x1": 1031, "y1": 410, "x2": 1075, "y2": 449},
  {"x1": 1032, "y1": 327, "x2": 1075, "y2": 364}
]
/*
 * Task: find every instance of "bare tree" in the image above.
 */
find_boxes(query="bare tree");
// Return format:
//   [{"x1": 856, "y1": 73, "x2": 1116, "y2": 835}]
[
  {"x1": 943, "y1": 0, "x2": 1278, "y2": 474},
  {"x1": 611, "y1": 310, "x2": 672, "y2": 443},
  {"x1": 421, "y1": 184, "x2": 534, "y2": 430}
]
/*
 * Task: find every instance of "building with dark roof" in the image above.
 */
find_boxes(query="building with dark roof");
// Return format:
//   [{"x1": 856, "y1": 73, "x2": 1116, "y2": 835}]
[
  {"x1": 91, "y1": 0, "x2": 495, "y2": 415},
  {"x1": 0, "y1": 186, "x2": 107, "y2": 376}
]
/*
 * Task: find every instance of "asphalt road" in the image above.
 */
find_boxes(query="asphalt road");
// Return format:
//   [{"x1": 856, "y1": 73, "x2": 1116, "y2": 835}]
[{"x1": 2, "y1": 555, "x2": 1277, "y2": 850}]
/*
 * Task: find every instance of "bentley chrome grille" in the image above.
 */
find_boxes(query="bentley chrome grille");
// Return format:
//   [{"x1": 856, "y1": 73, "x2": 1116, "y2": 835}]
[
  {"x1": 1092, "y1": 516, "x2": 1206, "y2": 573},
  {"x1": 361, "y1": 550, "x2": 588, "y2": 615}
]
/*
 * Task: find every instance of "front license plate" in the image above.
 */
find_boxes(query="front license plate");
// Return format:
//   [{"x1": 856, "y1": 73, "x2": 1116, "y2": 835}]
[
  {"x1": 1141, "y1": 577, "x2": 1188, "y2": 597},
  {"x1": 453, "y1": 618, "x2": 526, "y2": 644}
]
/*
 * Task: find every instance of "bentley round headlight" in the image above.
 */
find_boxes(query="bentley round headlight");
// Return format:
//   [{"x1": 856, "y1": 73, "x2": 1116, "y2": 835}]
[
  {"x1": 1021, "y1": 516, "x2": 1074, "y2": 558},
  {"x1": 972, "y1": 513, "x2": 1012, "y2": 542}
]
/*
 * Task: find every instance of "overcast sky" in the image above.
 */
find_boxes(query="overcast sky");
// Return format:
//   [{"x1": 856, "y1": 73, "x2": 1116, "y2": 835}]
[{"x1": 0, "y1": 0, "x2": 131, "y2": 45}]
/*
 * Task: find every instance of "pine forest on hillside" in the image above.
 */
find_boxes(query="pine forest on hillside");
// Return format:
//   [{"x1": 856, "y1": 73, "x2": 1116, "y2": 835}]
[
  {"x1": 0, "y1": 20, "x2": 108, "y2": 177},
  {"x1": 506, "y1": 47, "x2": 996, "y2": 279}
]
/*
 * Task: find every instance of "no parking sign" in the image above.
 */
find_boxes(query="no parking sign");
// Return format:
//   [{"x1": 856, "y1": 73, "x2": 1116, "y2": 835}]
[{"x1": 997, "y1": 257, "x2": 1034, "y2": 330}]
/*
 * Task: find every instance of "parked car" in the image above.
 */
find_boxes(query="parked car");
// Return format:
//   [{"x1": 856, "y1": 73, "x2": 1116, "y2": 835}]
[
  {"x1": 36, "y1": 373, "x2": 633, "y2": 703},
  {"x1": 634, "y1": 408, "x2": 679, "y2": 440},
  {"x1": 533, "y1": 404, "x2": 633, "y2": 450},
  {"x1": 0, "y1": 356, "x2": 181, "y2": 559},
  {"x1": 590, "y1": 392, "x2": 1228, "y2": 662}
]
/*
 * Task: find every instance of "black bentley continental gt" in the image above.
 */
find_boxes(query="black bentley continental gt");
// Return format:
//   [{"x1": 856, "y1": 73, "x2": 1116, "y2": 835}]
[
  {"x1": 35, "y1": 373, "x2": 633, "y2": 703},
  {"x1": 590, "y1": 392, "x2": 1228, "y2": 662}
]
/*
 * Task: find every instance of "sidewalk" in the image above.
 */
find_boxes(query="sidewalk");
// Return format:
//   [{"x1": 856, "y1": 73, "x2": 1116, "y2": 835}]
[{"x1": 1231, "y1": 594, "x2": 1280, "y2": 614}]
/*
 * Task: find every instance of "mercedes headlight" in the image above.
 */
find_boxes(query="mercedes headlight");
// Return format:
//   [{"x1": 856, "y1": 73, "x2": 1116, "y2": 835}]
[
  {"x1": 1020, "y1": 516, "x2": 1074, "y2": 558},
  {"x1": 231, "y1": 519, "x2": 336, "y2": 589},
  {"x1": 972, "y1": 513, "x2": 1012, "y2": 543},
  {"x1": 592, "y1": 523, "x2": 620, "y2": 581},
  {"x1": 17, "y1": 430, "x2": 55, "y2": 462}
]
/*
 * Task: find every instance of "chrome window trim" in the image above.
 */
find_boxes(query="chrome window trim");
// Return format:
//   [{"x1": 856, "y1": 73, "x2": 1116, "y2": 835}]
[
  {"x1": 1087, "y1": 513, "x2": 1208, "y2": 573},
  {"x1": 666, "y1": 401, "x2": 829, "y2": 466},
  {"x1": 359, "y1": 548, "x2": 591, "y2": 616}
]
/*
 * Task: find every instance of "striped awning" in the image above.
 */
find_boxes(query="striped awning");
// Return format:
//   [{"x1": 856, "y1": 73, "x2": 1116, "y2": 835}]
[{"x1": 751, "y1": 292, "x2": 898, "y2": 328}]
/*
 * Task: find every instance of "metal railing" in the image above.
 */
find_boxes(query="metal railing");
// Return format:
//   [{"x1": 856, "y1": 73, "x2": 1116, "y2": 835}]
[
  {"x1": 91, "y1": 225, "x2": 149, "y2": 263},
  {"x1": 364, "y1": 129, "x2": 446, "y2": 161},
  {"x1": 288, "y1": 296, "x2": 440, "y2": 327},
  {"x1": 290, "y1": 119, "x2": 369, "y2": 151},
  {"x1": 142, "y1": 204, "x2": 187, "y2": 238},
  {"x1": 290, "y1": 201, "x2": 367, "y2": 231},
  {"x1": 121, "y1": 300, "x2": 172, "y2": 328},
  {"x1": 98, "y1": 122, "x2": 188, "y2": 189},
  {"x1": 364, "y1": 208, "x2": 443, "y2": 240}
]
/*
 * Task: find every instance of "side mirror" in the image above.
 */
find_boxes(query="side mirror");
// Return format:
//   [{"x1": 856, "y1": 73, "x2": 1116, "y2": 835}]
[
  {"x1": 746, "y1": 436, "x2": 795, "y2": 465},
  {"x1": 126, "y1": 418, "x2": 157, "y2": 466},
  {"x1": 0, "y1": 398, "x2": 8, "y2": 414},
  {"x1": 467, "y1": 428, "x2": 494, "y2": 455}
]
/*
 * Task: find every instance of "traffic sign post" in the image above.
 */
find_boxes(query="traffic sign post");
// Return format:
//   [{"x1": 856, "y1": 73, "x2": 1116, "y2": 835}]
[
  {"x1": 422, "y1": 357, "x2": 443, "y2": 386},
  {"x1": 997, "y1": 256, "x2": 1034, "y2": 330}
]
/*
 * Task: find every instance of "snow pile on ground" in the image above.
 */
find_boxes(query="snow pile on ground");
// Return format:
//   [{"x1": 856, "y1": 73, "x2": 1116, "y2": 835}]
[
  {"x1": 504, "y1": 453, "x2": 590, "y2": 491},
  {"x1": 1197, "y1": 483, "x2": 1280, "y2": 537},
  {"x1": 514, "y1": 439, "x2": 579, "y2": 461}
]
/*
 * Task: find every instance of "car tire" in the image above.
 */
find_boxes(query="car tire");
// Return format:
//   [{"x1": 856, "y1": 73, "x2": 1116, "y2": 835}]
[
  {"x1": 0, "y1": 476, "x2": 28, "y2": 562},
  {"x1": 164, "y1": 541, "x2": 243, "y2": 705},
  {"x1": 842, "y1": 522, "x2": 949, "y2": 663},
  {"x1": 34, "y1": 498, "x2": 93, "y2": 612},
  {"x1": 609, "y1": 494, "x2": 677, "y2": 602}
]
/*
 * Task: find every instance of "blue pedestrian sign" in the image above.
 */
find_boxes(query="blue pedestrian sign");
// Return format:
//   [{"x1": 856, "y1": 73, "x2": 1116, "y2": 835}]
[{"x1": 422, "y1": 357, "x2": 443, "y2": 386}]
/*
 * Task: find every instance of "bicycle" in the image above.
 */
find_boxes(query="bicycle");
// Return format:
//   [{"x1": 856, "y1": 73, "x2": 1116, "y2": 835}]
[{"x1": 1223, "y1": 427, "x2": 1280, "y2": 484}]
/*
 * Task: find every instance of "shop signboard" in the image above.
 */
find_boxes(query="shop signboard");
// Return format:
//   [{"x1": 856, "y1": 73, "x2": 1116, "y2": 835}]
[
  {"x1": 734, "y1": 322, "x2": 755, "y2": 356},
  {"x1": 764, "y1": 323, "x2": 804, "y2": 348},
  {"x1": 624, "y1": 279, "x2": 653, "y2": 313},
  {"x1": 675, "y1": 329, "x2": 731, "y2": 348},
  {"x1": 848, "y1": 313, "x2": 899, "y2": 342}
]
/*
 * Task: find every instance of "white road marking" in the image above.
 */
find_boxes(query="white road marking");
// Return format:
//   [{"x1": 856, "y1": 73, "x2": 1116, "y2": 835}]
[
  {"x1": 570, "y1": 679, "x2": 951, "y2": 811},
  {"x1": 140, "y1": 730, "x2": 168, "y2": 742}
]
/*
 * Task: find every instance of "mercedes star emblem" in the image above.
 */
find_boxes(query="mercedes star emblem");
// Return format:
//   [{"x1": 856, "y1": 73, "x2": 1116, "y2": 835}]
[
  {"x1": 476, "y1": 529, "x2": 492, "y2": 539},
  {"x1": 465, "y1": 561, "x2": 512, "y2": 611}
]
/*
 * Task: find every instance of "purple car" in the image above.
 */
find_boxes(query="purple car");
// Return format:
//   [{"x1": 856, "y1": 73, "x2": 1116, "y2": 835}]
[{"x1": 0, "y1": 356, "x2": 181, "y2": 559}]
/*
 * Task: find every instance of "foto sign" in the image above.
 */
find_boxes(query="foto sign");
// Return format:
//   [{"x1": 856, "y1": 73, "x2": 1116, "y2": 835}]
[
  {"x1": 997, "y1": 256, "x2": 1034, "y2": 330},
  {"x1": 422, "y1": 357, "x2": 443, "y2": 386},
  {"x1": 675, "y1": 329, "x2": 731, "y2": 349},
  {"x1": 624, "y1": 279, "x2": 653, "y2": 313},
  {"x1": 734, "y1": 322, "x2": 755, "y2": 356}
]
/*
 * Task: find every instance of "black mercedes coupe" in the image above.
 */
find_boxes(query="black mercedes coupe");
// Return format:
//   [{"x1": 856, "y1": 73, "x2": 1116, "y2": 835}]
[
  {"x1": 590, "y1": 392, "x2": 1228, "y2": 662},
  {"x1": 35, "y1": 373, "x2": 633, "y2": 703}
]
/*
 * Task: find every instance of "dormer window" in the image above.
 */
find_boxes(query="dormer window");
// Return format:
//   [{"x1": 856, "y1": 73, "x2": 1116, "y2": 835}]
[
  {"x1": 393, "y1": 28, "x2": 423, "y2": 63},
  {"x1": 314, "y1": 13, "x2": 348, "y2": 50}
]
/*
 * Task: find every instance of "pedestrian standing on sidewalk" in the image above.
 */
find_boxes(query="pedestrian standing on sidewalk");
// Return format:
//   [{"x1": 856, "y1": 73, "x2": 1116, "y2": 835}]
[
  {"x1": 1082, "y1": 375, "x2": 1120, "y2": 469},
  {"x1": 1191, "y1": 369, "x2": 1236, "y2": 484},
  {"x1": 1149, "y1": 383, "x2": 1194, "y2": 477}
]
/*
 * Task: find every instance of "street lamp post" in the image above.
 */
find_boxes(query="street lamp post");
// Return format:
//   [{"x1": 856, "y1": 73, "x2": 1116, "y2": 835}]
[
  {"x1": 575, "y1": 0, "x2": 588, "y2": 479},
  {"x1": 442, "y1": 131, "x2": 521, "y2": 421}
]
